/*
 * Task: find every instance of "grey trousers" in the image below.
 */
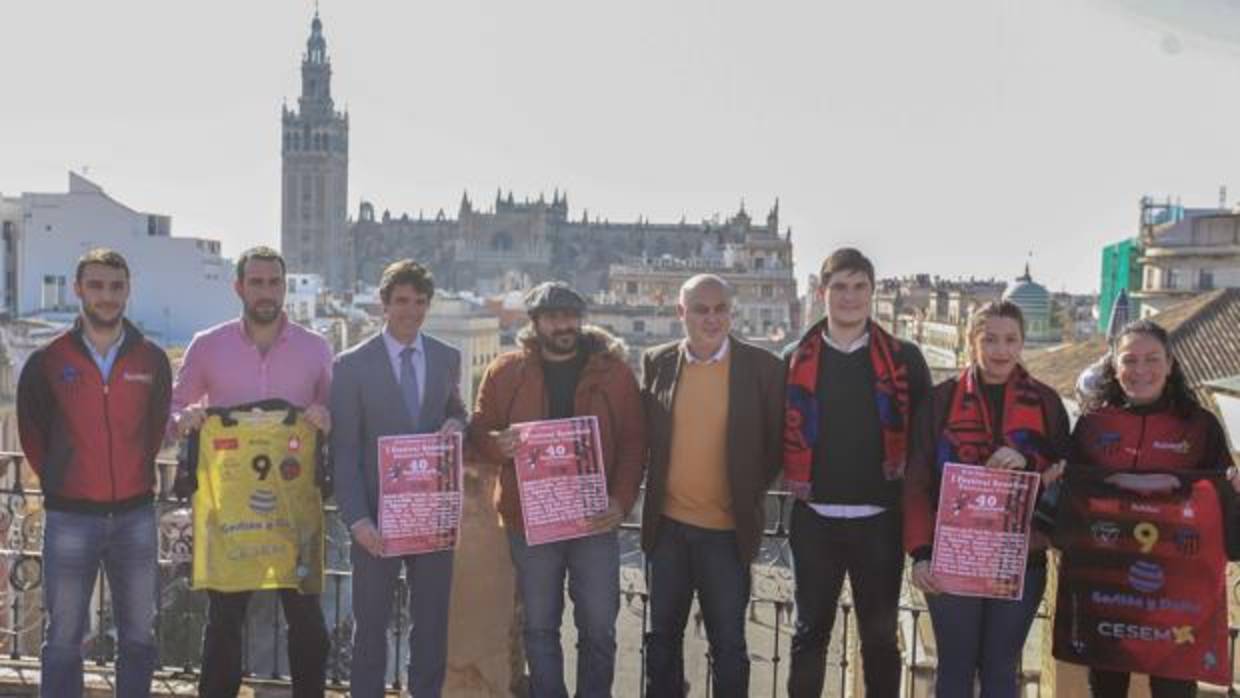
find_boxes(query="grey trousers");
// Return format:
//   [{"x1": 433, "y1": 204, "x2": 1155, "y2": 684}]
[{"x1": 348, "y1": 544, "x2": 455, "y2": 698}]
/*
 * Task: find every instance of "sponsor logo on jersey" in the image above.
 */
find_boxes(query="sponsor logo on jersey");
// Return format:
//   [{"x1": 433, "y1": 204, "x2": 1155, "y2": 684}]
[
  {"x1": 1091, "y1": 520, "x2": 1121, "y2": 545},
  {"x1": 249, "y1": 489, "x2": 278, "y2": 516},
  {"x1": 1127, "y1": 560, "x2": 1165, "y2": 594},
  {"x1": 1152, "y1": 440, "x2": 1191, "y2": 455},
  {"x1": 1097, "y1": 622, "x2": 1195, "y2": 645}
]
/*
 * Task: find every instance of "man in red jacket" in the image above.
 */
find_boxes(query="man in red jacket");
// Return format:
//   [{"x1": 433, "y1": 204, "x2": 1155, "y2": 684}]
[{"x1": 17, "y1": 248, "x2": 172, "y2": 698}]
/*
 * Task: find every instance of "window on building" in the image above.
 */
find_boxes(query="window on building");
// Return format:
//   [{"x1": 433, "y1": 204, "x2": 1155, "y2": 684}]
[
  {"x1": 626, "y1": 281, "x2": 638, "y2": 294},
  {"x1": 634, "y1": 320, "x2": 646, "y2": 333},
  {"x1": 1200, "y1": 270, "x2": 1214, "y2": 290},
  {"x1": 755, "y1": 257, "x2": 766, "y2": 270},
  {"x1": 1166, "y1": 268, "x2": 1181, "y2": 290},
  {"x1": 761, "y1": 285, "x2": 773, "y2": 298},
  {"x1": 41, "y1": 275, "x2": 66, "y2": 310}
]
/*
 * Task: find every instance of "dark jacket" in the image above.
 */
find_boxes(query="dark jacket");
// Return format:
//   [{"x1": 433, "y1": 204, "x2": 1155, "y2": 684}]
[
  {"x1": 903, "y1": 370, "x2": 1071, "y2": 561},
  {"x1": 640, "y1": 337, "x2": 785, "y2": 563},
  {"x1": 469, "y1": 325, "x2": 647, "y2": 532},
  {"x1": 17, "y1": 319, "x2": 172, "y2": 513}
]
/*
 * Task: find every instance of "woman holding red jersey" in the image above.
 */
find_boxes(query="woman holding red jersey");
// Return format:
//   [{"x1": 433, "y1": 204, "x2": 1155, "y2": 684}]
[{"x1": 1070, "y1": 320, "x2": 1238, "y2": 697}]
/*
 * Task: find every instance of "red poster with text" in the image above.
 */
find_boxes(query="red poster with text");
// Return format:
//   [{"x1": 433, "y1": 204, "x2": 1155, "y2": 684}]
[
  {"x1": 376, "y1": 432, "x2": 463, "y2": 557},
  {"x1": 513, "y1": 416, "x2": 608, "y2": 546},
  {"x1": 931, "y1": 462, "x2": 1041, "y2": 600}
]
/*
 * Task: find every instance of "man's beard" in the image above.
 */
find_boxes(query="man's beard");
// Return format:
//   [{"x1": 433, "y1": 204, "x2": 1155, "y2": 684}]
[
  {"x1": 245, "y1": 301, "x2": 281, "y2": 325},
  {"x1": 539, "y1": 329, "x2": 580, "y2": 357},
  {"x1": 83, "y1": 304, "x2": 123, "y2": 330}
]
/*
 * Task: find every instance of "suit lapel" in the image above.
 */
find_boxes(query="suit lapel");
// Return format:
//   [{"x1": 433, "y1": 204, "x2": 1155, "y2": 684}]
[
  {"x1": 724, "y1": 337, "x2": 742, "y2": 466},
  {"x1": 415, "y1": 337, "x2": 439, "y2": 428},
  {"x1": 661, "y1": 347, "x2": 683, "y2": 413},
  {"x1": 365, "y1": 334, "x2": 417, "y2": 430}
]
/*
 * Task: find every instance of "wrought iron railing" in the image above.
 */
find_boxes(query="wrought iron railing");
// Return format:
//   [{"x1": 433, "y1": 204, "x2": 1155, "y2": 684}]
[{"x1": 0, "y1": 451, "x2": 1236, "y2": 696}]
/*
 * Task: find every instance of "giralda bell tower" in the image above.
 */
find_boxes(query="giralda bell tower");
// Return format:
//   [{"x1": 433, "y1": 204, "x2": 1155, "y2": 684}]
[{"x1": 281, "y1": 11, "x2": 350, "y2": 289}]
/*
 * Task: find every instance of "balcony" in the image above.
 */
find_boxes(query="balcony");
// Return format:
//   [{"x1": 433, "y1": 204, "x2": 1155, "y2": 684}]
[{"x1": 0, "y1": 451, "x2": 1236, "y2": 696}]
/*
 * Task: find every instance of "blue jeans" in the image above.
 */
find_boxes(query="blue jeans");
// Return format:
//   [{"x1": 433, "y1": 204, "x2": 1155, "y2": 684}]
[
  {"x1": 42, "y1": 505, "x2": 158, "y2": 698},
  {"x1": 644, "y1": 517, "x2": 750, "y2": 698},
  {"x1": 925, "y1": 560, "x2": 1048, "y2": 698},
  {"x1": 508, "y1": 529, "x2": 620, "y2": 698}
]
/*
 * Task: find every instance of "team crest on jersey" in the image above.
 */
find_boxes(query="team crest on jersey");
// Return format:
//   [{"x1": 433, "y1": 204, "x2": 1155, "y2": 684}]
[
  {"x1": 280, "y1": 457, "x2": 301, "y2": 481},
  {"x1": 287, "y1": 436, "x2": 301, "y2": 453},
  {"x1": 59, "y1": 366, "x2": 80, "y2": 384},
  {"x1": 1095, "y1": 431, "x2": 1122, "y2": 454}
]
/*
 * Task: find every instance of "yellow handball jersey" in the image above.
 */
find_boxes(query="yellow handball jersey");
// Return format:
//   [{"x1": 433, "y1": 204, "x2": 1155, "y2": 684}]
[{"x1": 189, "y1": 400, "x2": 325, "y2": 593}]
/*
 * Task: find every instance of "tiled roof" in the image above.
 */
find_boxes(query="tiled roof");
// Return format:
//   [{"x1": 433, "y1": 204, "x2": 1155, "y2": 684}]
[
  {"x1": 1023, "y1": 289, "x2": 1240, "y2": 408},
  {"x1": 1022, "y1": 338, "x2": 1108, "y2": 399}
]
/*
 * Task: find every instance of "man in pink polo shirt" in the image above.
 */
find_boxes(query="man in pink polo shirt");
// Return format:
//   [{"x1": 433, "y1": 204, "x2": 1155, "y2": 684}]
[{"x1": 171, "y1": 246, "x2": 332, "y2": 698}]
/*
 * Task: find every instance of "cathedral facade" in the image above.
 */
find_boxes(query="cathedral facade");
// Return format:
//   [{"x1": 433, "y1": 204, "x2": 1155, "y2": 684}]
[{"x1": 281, "y1": 13, "x2": 798, "y2": 337}]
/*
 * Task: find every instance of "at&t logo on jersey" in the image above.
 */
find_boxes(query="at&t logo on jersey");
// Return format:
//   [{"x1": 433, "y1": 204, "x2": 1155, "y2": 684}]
[
  {"x1": 1127, "y1": 560, "x2": 1165, "y2": 594},
  {"x1": 249, "y1": 489, "x2": 278, "y2": 516}
]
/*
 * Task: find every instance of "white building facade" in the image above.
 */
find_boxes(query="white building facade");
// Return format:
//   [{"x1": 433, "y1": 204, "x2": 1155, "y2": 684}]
[{"x1": 1, "y1": 173, "x2": 237, "y2": 345}]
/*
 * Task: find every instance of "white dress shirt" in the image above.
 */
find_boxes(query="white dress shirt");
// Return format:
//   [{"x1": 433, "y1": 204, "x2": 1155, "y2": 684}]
[{"x1": 682, "y1": 337, "x2": 730, "y2": 365}]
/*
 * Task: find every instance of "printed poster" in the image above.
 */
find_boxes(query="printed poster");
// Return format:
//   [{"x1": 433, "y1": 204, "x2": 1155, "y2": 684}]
[
  {"x1": 376, "y1": 432, "x2": 464, "y2": 556},
  {"x1": 512, "y1": 416, "x2": 608, "y2": 546},
  {"x1": 930, "y1": 462, "x2": 1041, "y2": 600}
]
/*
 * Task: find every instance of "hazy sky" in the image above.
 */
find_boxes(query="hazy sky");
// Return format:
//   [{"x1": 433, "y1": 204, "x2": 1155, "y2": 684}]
[{"x1": 4, "y1": 0, "x2": 1240, "y2": 293}]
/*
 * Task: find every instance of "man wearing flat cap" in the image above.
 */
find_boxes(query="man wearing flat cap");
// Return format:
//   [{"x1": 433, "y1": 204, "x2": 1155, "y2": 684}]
[{"x1": 469, "y1": 281, "x2": 647, "y2": 698}]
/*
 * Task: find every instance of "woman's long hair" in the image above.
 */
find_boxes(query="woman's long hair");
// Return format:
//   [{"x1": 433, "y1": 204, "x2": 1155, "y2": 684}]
[{"x1": 1081, "y1": 319, "x2": 1199, "y2": 417}]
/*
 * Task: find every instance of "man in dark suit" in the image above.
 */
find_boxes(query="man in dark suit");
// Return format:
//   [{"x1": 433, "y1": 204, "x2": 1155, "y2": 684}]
[
  {"x1": 330, "y1": 260, "x2": 468, "y2": 698},
  {"x1": 640, "y1": 274, "x2": 785, "y2": 698}
]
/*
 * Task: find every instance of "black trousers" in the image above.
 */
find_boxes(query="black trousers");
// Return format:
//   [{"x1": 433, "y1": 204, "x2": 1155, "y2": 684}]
[
  {"x1": 787, "y1": 504, "x2": 904, "y2": 698},
  {"x1": 1089, "y1": 669, "x2": 1197, "y2": 698},
  {"x1": 198, "y1": 588, "x2": 330, "y2": 698}
]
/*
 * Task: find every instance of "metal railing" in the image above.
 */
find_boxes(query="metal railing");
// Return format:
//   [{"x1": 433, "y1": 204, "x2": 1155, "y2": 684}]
[{"x1": 0, "y1": 451, "x2": 1236, "y2": 696}]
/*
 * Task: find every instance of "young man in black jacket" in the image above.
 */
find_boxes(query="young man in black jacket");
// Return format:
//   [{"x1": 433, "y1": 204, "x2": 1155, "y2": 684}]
[{"x1": 782, "y1": 248, "x2": 931, "y2": 698}]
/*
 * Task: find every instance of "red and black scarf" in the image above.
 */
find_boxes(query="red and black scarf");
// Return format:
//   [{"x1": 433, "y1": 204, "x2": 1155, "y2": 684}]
[
  {"x1": 782, "y1": 320, "x2": 910, "y2": 501},
  {"x1": 937, "y1": 364, "x2": 1053, "y2": 473}
]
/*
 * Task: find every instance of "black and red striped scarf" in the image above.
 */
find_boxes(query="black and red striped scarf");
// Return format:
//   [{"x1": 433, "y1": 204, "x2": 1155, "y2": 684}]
[
  {"x1": 936, "y1": 363, "x2": 1053, "y2": 473},
  {"x1": 782, "y1": 319, "x2": 910, "y2": 501}
]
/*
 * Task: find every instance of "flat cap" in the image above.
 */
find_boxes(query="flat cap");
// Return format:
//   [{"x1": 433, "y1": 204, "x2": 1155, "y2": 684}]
[{"x1": 524, "y1": 281, "x2": 587, "y2": 315}]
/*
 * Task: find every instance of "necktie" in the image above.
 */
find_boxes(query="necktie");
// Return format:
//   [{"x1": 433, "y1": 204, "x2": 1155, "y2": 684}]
[{"x1": 399, "y1": 345, "x2": 421, "y2": 427}]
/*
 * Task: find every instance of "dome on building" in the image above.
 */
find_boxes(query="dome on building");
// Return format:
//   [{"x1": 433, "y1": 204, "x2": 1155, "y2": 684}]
[
  {"x1": 1003, "y1": 263, "x2": 1058, "y2": 343},
  {"x1": 1003, "y1": 263, "x2": 1050, "y2": 313}
]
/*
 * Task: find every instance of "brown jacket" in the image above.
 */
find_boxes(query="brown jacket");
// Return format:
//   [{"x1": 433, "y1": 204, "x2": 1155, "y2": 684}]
[
  {"x1": 469, "y1": 325, "x2": 647, "y2": 532},
  {"x1": 641, "y1": 337, "x2": 785, "y2": 563}
]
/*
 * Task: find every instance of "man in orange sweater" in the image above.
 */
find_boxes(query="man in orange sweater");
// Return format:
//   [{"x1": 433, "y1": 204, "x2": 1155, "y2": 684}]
[{"x1": 639, "y1": 275, "x2": 785, "y2": 697}]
